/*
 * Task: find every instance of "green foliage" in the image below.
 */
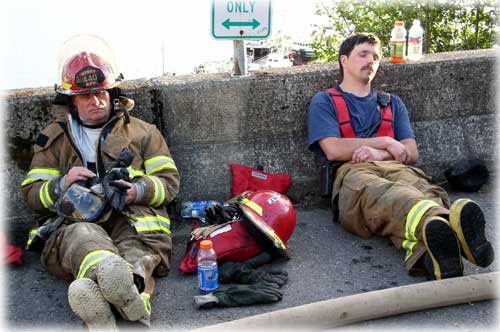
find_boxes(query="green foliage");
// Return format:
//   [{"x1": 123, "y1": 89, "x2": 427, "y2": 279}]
[{"x1": 312, "y1": 0, "x2": 498, "y2": 63}]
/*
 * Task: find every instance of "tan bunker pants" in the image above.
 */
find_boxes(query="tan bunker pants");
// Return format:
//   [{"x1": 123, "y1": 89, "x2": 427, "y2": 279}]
[
  {"x1": 332, "y1": 161, "x2": 450, "y2": 274},
  {"x1": 40, "y1": 213, "x2": 172, "y2": 319}
]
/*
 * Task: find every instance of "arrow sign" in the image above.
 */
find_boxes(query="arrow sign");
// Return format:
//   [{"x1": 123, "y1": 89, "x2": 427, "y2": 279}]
[
  {"x1": 222, "y1": 18, "x2": 261, "y2": 30},
  {"x1": 211, "y1": 0, "x2": 272, "y2": 39}
]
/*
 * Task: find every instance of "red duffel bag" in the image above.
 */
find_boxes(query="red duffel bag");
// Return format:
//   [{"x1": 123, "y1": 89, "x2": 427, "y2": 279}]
[
  {"x1": 230, "y1": 164, "x2": 291, "y2": 196},
  {"x1": 179, "y1": 219, "x2": 262, "y2": 273}
]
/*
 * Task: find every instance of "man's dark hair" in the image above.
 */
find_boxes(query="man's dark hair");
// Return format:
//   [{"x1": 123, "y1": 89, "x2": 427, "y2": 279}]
[{"x1": 338, "y1": 33, "x2": 382, "y2": 80}]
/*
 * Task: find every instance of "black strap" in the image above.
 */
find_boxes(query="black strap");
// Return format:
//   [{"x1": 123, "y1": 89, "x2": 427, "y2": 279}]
[
  {"x1": 96, "y1": 117, "x2": 120, "y2": 179},
  {"x1": 57, "y1": 122, "x2": 84, "y2": 164}
]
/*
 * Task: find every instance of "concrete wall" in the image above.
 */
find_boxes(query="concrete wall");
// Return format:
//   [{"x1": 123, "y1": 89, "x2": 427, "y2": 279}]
[{"x1": 4, "y1": 49, "x2": 497, "y2": 246}]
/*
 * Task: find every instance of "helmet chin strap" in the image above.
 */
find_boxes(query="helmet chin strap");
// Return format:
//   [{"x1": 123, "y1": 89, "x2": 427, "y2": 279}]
[{"x1": 113, "y1": 98, "x2": 130, "y2": 124}]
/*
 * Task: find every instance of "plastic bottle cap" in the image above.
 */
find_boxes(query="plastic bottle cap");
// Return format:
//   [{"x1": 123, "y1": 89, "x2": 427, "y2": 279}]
[
  {"x1": 200, "y1": 240, "x2": 213, "y2": 250},
  {"x1": 395, "y1": 21, "x2": 404, "y2": 26}
]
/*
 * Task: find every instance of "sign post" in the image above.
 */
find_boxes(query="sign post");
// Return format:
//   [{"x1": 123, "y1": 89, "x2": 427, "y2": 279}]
[{"x1": 211, "y1": 0, "x2": 272, "y2": 76}]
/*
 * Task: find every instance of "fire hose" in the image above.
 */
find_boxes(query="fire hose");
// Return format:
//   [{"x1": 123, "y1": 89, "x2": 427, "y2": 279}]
[{"x1": 192, "y1": 272, "x2": 498, "y2": 331}]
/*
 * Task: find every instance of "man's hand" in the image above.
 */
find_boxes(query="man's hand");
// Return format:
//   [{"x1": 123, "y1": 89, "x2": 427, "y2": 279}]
[
  {"x1": 114, "y1": 179, "x2": 137, "y2": 205},
  {"x1": 102, "y1": 168, "x2": 132, "y2": 211},
  {"x1": 383, "y1": 137, "x2": 408, "y2": 163},
  {"x1": 351, "y1": 146, "x2": 390, "y2": 163},
  {"x1": 65, "y1": 167, "x2": 96, "y2": 188}
]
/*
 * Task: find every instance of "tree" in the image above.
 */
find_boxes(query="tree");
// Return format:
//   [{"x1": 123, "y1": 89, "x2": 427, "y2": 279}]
[{"x1": 311, "y1": 0, "x2": 498, "y2": 63}]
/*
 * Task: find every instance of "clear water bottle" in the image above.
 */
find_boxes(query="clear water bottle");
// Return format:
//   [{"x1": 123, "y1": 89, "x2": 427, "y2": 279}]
[
  {"x1": 408, "y1": 19, "x2": 424, "y2": 61},
  {"x1": 181, "y1": 200, "x2": 220, "y2": 222},
  {"x1": 197, "y1": 240, "x2": 218, "y2": 294},
  {"x1": 389, "y1": 21, "x2": 407, "y2": 63}
]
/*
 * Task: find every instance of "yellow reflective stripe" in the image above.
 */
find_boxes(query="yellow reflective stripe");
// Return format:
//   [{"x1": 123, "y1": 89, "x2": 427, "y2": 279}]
[
  {"x1": 44, "y1": 182, "x2": 54, "y2": 206},
  {"x1": 403, "y1": 241, "x2": 418, "y2": 261},
  {"x1": 141, "y1": 292, "x2": 151, "y2": 314},
  {"x1": 405, "y1": 200, "x2": 439, "y2": 241},
  {"x1": 21, "y1": 168, "x2": 61, "y2": 187},
  {"x1": 126, "y1": 166, "x2": 145, "y2": 179},
  {"x1": 132, "y1": 215, "x2": 171, "y2": 235},
  {"x1": 402, "y1": 200, "x2": 439, "y2": 261},
  {"x1": 26, "y1": 229, "x2": 38, "y2": 248},
  {"x1": 21, "y1": 178, "x2": 40, "y2": 187},
  {"x1": 77, "y1": 250, "x2": 116, "y2": 279},
  {"x1": 144, "y1": 156, "x2": 177, "y2": 175},
  {"x1": 264, "y1": 225, "x2": 287, "y2": 250},
  {"x1": 27, "y1": 168, "x2": 61, "y2": 176},
  {"x1": 241, "y1": 198, "x2": 263, "y2": 216},
  {"x1": 134, "y1": 215, "x2": 170, "y2": 225},
  {"x1": 39, "y1": 181, "x2": 55, "y2": 210},
  {"x1": 147, "y1": 175, "x2": 165, "y2": 207},
  {"x1": 134, "y1": 224, "x2": 171, "y2": 234}
]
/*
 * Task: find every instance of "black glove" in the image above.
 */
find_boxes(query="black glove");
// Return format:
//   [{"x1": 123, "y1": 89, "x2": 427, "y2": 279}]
[
  {"x1": 194, "y1": 282, "x2": 283, "y2": 309},
  {"x1": 205, "y1": 204, "x2": 241, "y2": 224},
  {"x1": 219, "y1": 252, "x2": 288, "y2": 287},
  {"x1": 102, "y1": 168, "x2": 131, "y2": 212},
  {"x1": 28, "y1": 216, "x2": 65, "y2": 252},
  {"x1": 109, "y1": 147, "x2": 134, "y2": 168},
  {"x1": 37, "y1": 216, "x2": 65, "y2": 239}
]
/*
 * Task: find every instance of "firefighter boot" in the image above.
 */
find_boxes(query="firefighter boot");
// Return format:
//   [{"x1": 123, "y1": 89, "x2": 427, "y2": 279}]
[
  {"x1": 422, "y1": 216, "x2": 463, "y2": 280},
  {"x1": 97, "y1": 255, "x2": 148, "y2": 322},
  {"x1": 449, "y1": 198, "x2": 494, "y2": 267},
  {"x1": 68, "y1": 278, "x2": 117, "y2": 332}
]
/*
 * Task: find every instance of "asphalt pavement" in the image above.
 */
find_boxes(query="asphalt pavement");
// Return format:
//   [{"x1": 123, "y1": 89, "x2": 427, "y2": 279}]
[{"x1": 5, "y1": 188, "x2": 499, "y2": 332}]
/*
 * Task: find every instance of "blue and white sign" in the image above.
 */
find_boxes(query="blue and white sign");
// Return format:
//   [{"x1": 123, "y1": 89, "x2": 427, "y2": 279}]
[{"x1": 211, "y1": 0, "x2": 272, "y2": 39}]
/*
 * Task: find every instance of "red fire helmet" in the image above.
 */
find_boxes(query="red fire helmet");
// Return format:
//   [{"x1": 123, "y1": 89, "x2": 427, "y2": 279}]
[
  {"x1": 55, "y1": 35, "x2": 122, "y2": 95},
  {"x1": 57, "y1": 51, "x2": 120, "y2": 95},
  {"x1": 238, "y1": 190, "x2": 296, "y2": 257}
]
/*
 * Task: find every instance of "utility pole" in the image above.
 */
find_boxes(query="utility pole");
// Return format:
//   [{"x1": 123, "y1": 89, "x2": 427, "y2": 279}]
[{"x1": 162, "y1": 41, "x2": 165, "y2": 76}]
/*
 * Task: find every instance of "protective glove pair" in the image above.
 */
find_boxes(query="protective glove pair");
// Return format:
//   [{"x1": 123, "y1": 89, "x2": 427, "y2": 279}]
[
  {"x1": 194, "y1": 282, "x2": 283, "y2": 309},
  {"x1": 194, "y1": 252, "x2": 288, "y2": 309},
  {"x1": 102, "y1": 168, "x2": 131, "y2": 212},
  {"x1": 218, "y1": 252, "x2": 288, "y2": 287},
  {"x1": 204, "y1": 203, "x2": 241, "y2": 225},
  {"x1": 203, "y1": 191, "x2": 252, "y2": 225}
]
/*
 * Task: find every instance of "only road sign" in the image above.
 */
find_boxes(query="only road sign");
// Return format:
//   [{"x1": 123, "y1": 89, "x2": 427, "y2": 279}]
[{"x1": 211, "y1": 0, "x2": 272, "y2": 39}]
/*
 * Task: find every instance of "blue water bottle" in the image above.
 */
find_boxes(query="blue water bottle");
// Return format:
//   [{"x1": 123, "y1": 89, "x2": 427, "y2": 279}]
[
  {"x1": 181, "y1": 200, "x2": 220, "y2": 222},
  {"x1": 197, "y1": 240, "x2": 218, "y2": 294}
]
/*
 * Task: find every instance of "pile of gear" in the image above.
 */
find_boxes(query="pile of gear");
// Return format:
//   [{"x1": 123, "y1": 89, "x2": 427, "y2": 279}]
[{"x1": 179, "y1": 190, "x2": 296, "y2": 308}]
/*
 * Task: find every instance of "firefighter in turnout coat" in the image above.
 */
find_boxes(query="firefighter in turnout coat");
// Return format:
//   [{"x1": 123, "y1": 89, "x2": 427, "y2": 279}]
[{"x1": 20, "y1": 34, "x2": 179, "y2": 330}]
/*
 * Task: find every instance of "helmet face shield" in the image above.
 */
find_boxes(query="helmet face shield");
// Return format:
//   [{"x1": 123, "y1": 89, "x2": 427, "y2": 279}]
[
  {"x1": 237, "y1": 190, "x2": 297, "y2": 259},
  {"x1": 55, "y1": 183, "x2": 107, "y2": 222},
  {"x1": 240, "y1": 204, "x2": 289, "y2": 259},
  {"x1": 56, "y1": 34, "x2": 122, "y2": 95}
]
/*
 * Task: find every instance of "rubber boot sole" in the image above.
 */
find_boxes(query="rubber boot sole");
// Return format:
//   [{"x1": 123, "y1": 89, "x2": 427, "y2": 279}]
[
  {"x1": 97, "y1": 255, "x2": 147, "y2": 322},
  {"x1": 422, "y1": 216, "x2": 463, "y2": 280},
  {"x1": 68, "y1": 278, "x2": 117, "y2": 332},
  {"x1": 450, "y1": 198, "x2": 494, "y2": 267}
]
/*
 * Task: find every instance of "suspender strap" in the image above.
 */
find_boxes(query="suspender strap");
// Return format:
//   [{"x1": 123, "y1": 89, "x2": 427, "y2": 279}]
[
  {"x1": 376, "y1": 104, "x2": 395, "y2": 137},
  {"x1": 326, "y1": 87, "x2": 356, "y2": 138},
  {"x1": 326, "y1": 87, "x2": 395, "y2": 139}
]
